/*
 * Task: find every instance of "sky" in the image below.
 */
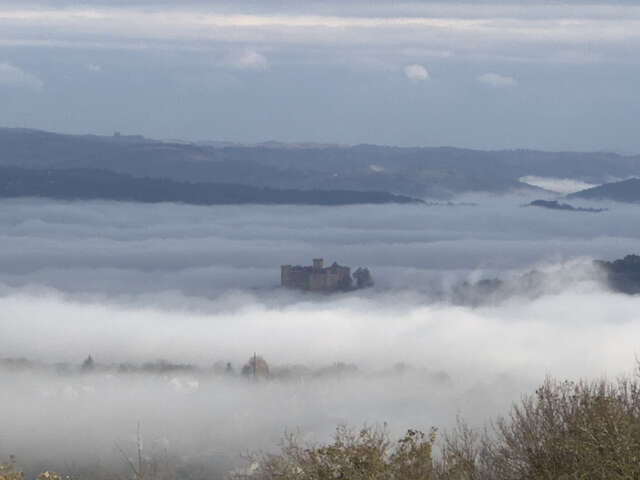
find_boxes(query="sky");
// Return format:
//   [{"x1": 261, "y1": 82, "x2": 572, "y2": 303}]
[{"x1": 0, "y1": 0, "x2": 639, "y2": 151}]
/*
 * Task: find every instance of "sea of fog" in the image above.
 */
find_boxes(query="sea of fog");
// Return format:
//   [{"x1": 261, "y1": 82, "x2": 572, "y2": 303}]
[{"x1": 1, "y1": 194, "x2": 640, "y2": 473}]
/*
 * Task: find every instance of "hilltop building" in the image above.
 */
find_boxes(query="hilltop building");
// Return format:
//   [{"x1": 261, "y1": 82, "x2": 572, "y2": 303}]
[{"x1": 281, "y1": 258, "x2": 353, "y2": 292}]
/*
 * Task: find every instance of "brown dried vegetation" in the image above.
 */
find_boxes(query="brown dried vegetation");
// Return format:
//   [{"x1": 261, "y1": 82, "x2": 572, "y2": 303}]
[
  {"x1": 254, "y1": 425, "x2": 437, "y2": 480},
  {"x1": 248, "y1": 374, "x2": 640, "y2": 480}
]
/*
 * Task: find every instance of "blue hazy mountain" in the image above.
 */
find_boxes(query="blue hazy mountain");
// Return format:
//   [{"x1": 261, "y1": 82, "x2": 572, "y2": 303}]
[
  {"x1": 0, "y1": 166, "x2": 421, "y2": 205},
  {"x1": 3, "y1": 128, "x2": 640, "y2": 198},
  {"x1": 569, "y1": 177, "x2": 640, "y2": 203}
]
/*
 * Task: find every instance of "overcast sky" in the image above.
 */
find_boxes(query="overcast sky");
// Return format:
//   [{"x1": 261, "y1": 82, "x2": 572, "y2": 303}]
[{"x1": 0, "y1": 1, "x2": 639, "y2": 150}]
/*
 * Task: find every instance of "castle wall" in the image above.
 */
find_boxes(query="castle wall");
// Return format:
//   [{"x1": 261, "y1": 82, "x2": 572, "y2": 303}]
[
  {"x1": 325, "y1": 271, "x2": 339, "y2": 289},
  {"x1": 281, "y1": 260, "x2": 353, "y2": 292},
  {"x1": 309, "y1": 272, "x2": 327, "y2": 291},
  {"x1": 281, "y1": 265, "x2": 311, "y2": 290}
]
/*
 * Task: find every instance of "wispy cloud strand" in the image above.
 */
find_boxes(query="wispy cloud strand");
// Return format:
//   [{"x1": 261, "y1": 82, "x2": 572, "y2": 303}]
[
  {"x1": 478, "y1": 72, "x2": 517, "y2": 87},
  {"x1": 0, "y1": 62, "x2": 42, "y2": 90}
]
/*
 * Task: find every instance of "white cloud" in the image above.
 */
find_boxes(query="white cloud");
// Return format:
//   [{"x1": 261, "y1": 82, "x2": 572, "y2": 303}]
[
  {"x1": 477, "y1": 72, "x2": 517, "y2": 88},
  {"x1": 404, "y1": 64, "x2": 429, "y2": 81},
  {"x1": 0, "y1": 62, "x2": 43, "y2": 91},
  {"x1": 233, "y1": 49, "x2": 268, "y2": 70},
  {"x1": 86, "y1": 63, "x2": 102, "y2": 72}
]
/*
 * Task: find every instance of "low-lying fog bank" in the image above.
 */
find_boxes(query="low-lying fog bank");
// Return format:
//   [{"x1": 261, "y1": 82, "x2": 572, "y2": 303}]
[
  {"x1": 1, "y1": 282, "x2": 639, "y2": 471},
  {"x1": 1, "y1": 196, "x2": 640, "y2": 475},
  {"x1": 0, "y1": 195, "x2": 637, "y2": 298}
]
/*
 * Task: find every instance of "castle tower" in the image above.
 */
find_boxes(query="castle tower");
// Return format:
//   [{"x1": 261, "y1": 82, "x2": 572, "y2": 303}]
[{"x1": 313, "y1": 258, "x2": 324, "y2": 270}]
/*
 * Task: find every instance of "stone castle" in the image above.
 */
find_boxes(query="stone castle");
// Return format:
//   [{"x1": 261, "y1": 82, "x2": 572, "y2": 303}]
[{"x1": 281, "y1": 258, "x2": 373, "y2": 292}]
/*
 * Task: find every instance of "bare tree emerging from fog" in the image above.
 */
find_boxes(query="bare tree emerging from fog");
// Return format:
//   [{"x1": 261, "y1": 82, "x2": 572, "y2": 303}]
[
  {"x1": 242, "y1": 354, "x2": 270, "y2": 380},
  {"x1": 81, "y1": 355, "x2": 94, "y2": 372},
  {"x1": 114, "y1": 423, "x2": 182, "y2": 480}
]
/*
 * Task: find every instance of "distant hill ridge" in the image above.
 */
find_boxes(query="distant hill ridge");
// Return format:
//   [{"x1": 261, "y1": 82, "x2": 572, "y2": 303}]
[
  {"x1": 569, "y1": 177, "x2": 640, "y2": 203},
  {"x1": 2, "y1": 127, "x2": 640, "y2": 198},
  {"x1": 526, "y1": 199, "x2": 606, "y2": 212},
  {"x1": 0, "y1": 166, "x2": 421, "y2": 205}
]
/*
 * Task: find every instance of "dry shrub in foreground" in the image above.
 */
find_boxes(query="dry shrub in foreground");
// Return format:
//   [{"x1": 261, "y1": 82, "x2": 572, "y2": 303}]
[
  {"x1": 248, "y1": 375, "x2": 640, "y2": 480},
  {"x1": 0, "y1": 460, "x2": 70, "y2": 480},
  {"x1": 477, "y1": 377, "x2": 640, "y2": 479},
  {"x1": 0, "y1": 457, "x2": 23, "y2": 480},
  {"x1": 438, "y1": 376, "x2": 640, "y2": 479},
  {"x1": 255, "y1": 425, "x2": 437, "y2": 480}
]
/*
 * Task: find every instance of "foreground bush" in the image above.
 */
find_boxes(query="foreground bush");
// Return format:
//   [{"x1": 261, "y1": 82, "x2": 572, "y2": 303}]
[
  {"x1": 0, "y1": 457, "x2": 23, "y2": 480},
  {"x1": 476, "y1": 377, "x2": 640, "y2": 479},
  {"x1": 0, "y1": 460, "x2": 69, "y2": 480},
  {"x1": 436, "y1": 376, "x2": 640, "y2": 479},
  {"x1": 247, "y1": 375, "x2": 640, "y2": 480},
  {"x1": 254, "y1": 425, "x2": 437, "y2": 480}
]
